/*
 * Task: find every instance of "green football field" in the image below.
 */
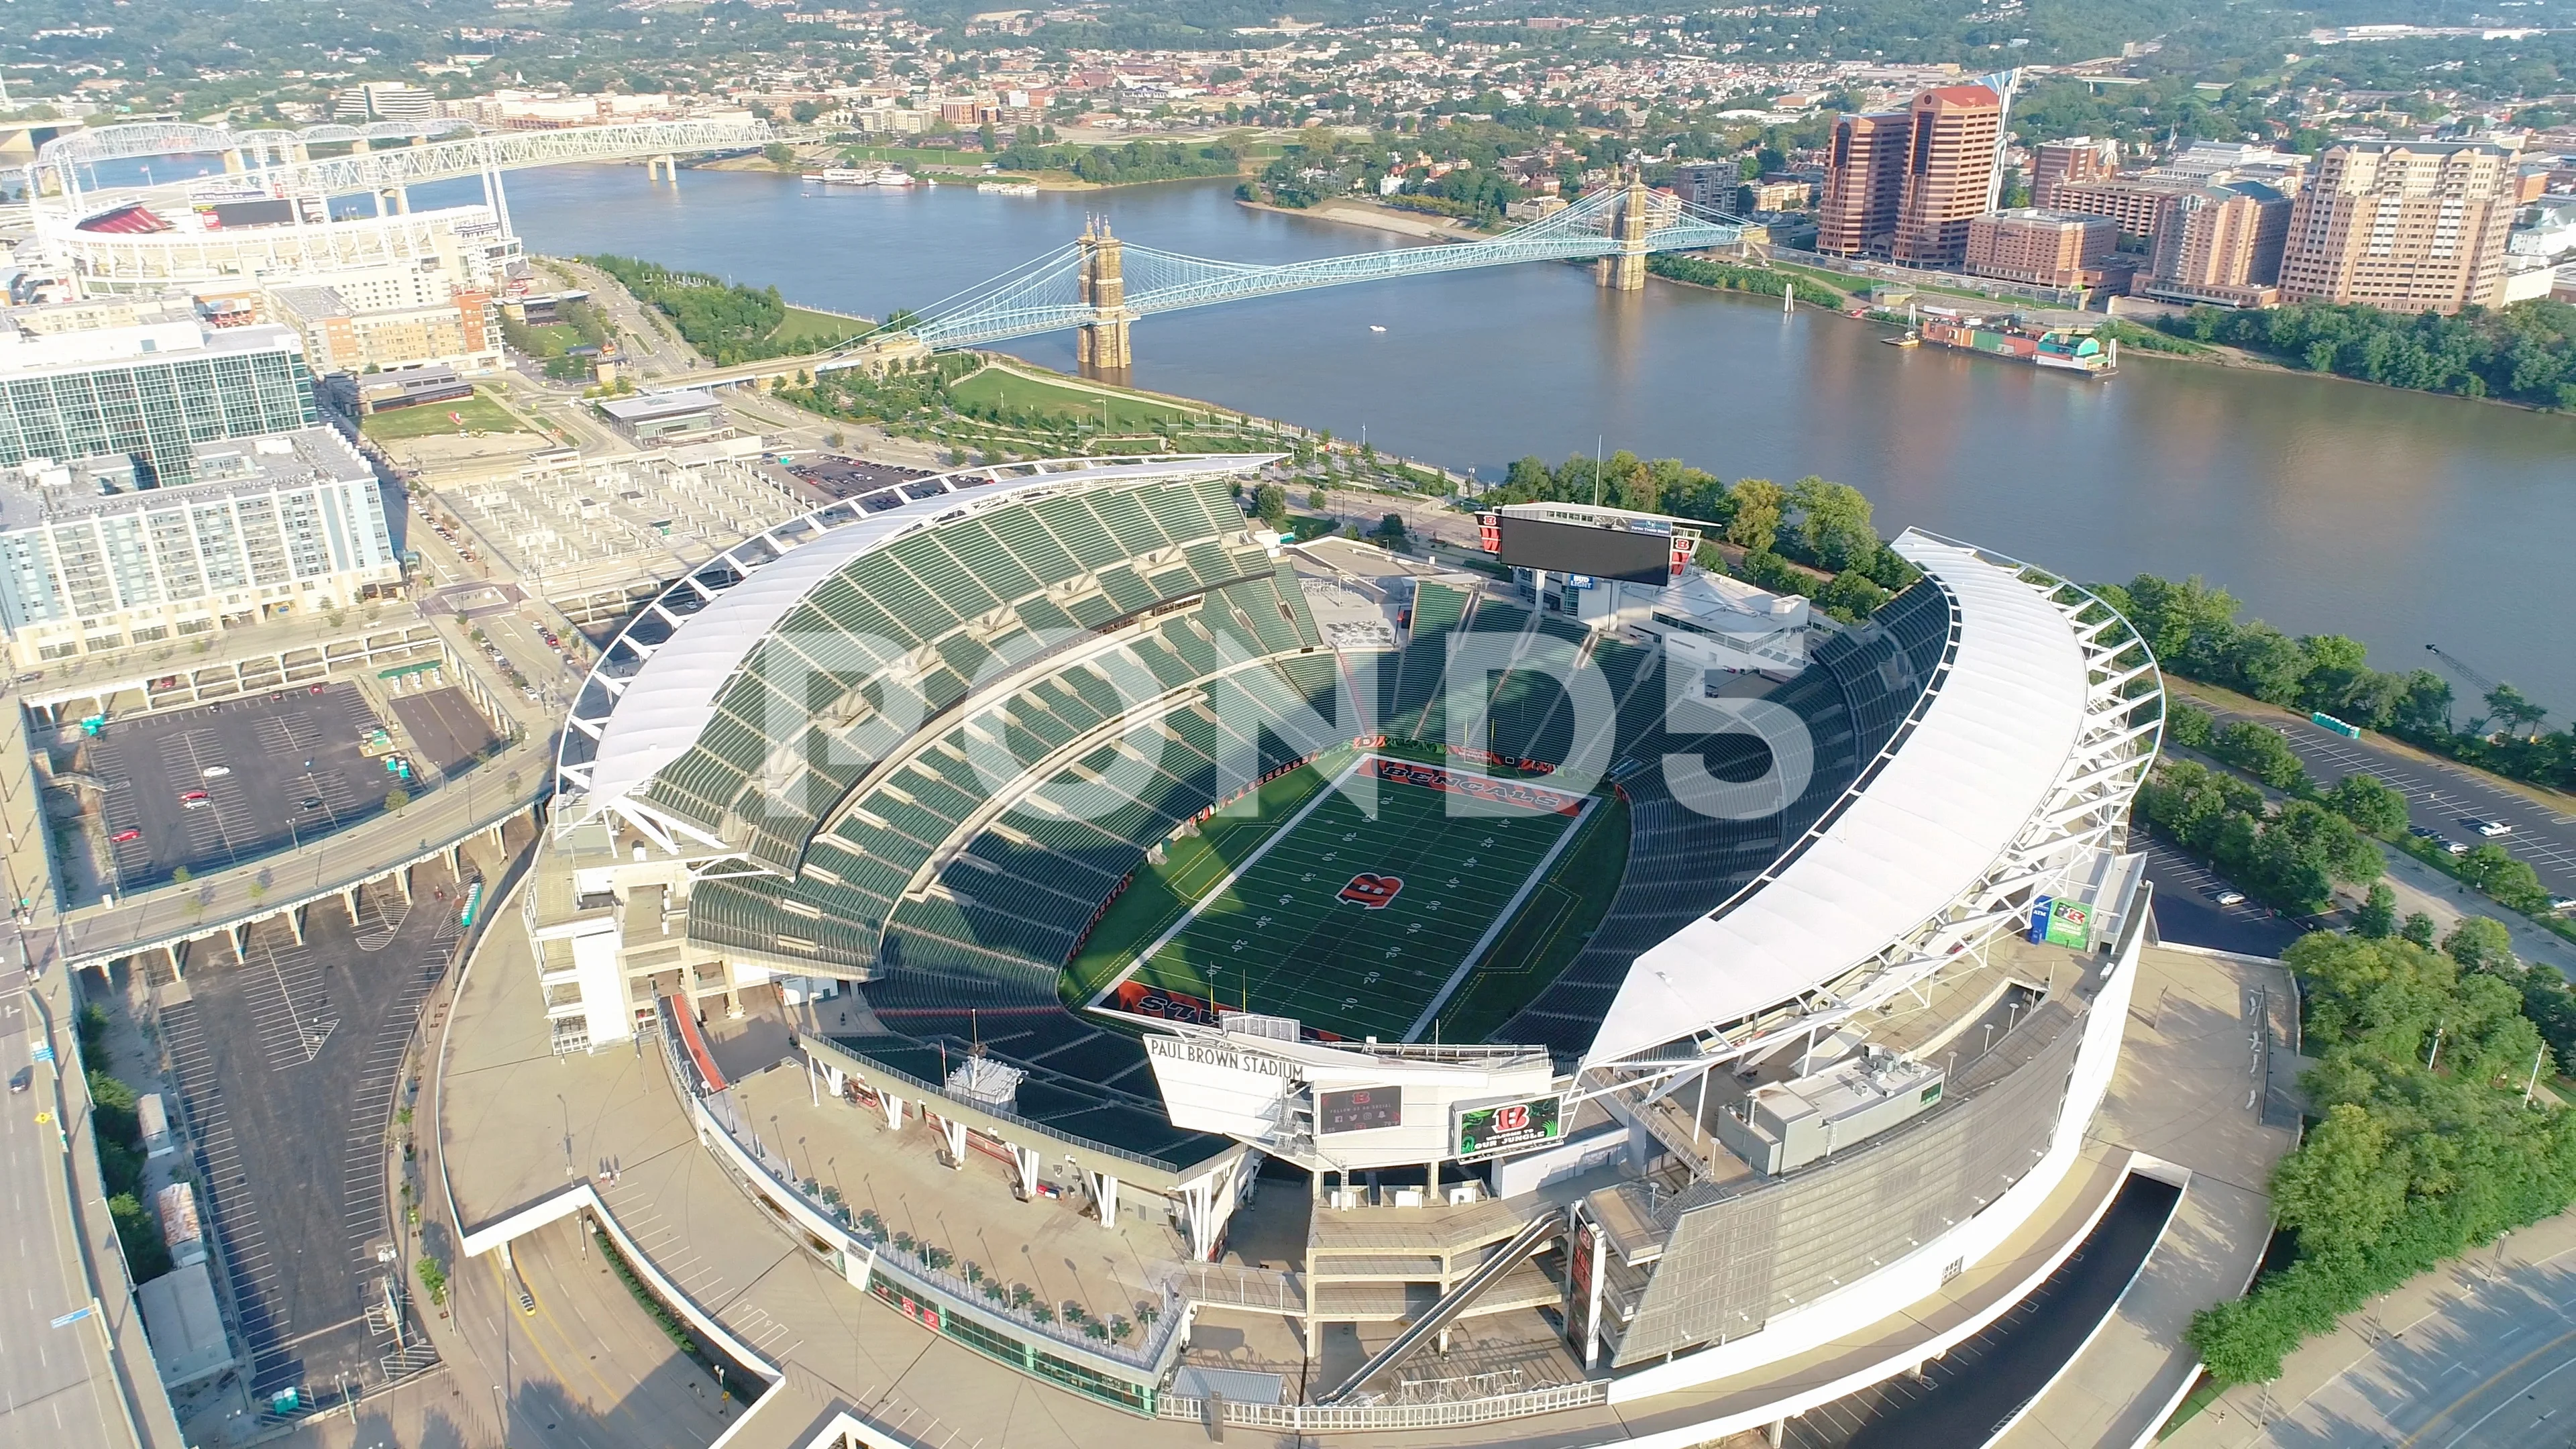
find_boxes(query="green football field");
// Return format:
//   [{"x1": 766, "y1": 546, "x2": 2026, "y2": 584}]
[{"x1": 1093, "y1": 755, "x2": 1595, "y2": 1042}]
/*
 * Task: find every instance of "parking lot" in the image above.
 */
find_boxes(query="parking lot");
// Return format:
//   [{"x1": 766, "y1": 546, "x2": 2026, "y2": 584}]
[
  {"x1": 2198, "y1": 704, "x2": 2576, "y2": 893},
  {"x1": 785, "y1": 454, "x2": 930, "y2": 501},
  {"x1": 387, "y1": 687, "x2": 501, "y2": 777},
  {"x1": 155, "y1": 863, "x2": 471, "y2": 1400},
  {"x1": 87, "y1": 684, "x2": 400, "y2": 892},
  {"x1": 2140, "y1": 838, "x2": 2308, "y2": 958}
]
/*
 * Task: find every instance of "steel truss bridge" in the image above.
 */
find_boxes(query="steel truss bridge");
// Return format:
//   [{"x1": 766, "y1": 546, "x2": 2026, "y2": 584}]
[
  {"x1": 830, "y1": 184, "x2": 1754, "y2": 358},
  {"x1": 26, "y1": 117, "x2": 777, "y2": 223}
]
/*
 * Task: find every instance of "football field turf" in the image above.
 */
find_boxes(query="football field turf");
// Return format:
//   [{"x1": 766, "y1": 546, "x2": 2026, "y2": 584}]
[{"x1": 1096, "y1": 754, "x2": 1595, "y2": 1042}]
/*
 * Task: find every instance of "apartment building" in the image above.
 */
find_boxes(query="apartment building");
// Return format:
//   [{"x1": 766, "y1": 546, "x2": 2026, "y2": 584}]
[
  {"x1": 1964, "y1": 209, "x2": 2119, "y2": 288},
  {"x1": 266, "y1": 266, "x2": 501, "y2": 376},
  {"x1": 0, "y1": 428, "x2": 400, "y2": 667},
  {"x1": 333, "y1": 81, "x2": 437, "y2": 121},
  {"x1": 0, "y1": 308, "x2": 315, "y2": 487},
  {"x1": 2141, "y1": 182, "x2": 2294, "y2": 308},
  {"x1": 2029, "y1": 136, "x2": 2117, "y2": 209},
  {"x1": 2277, "y1": 140, "x2": 2520, "y2": 314}
]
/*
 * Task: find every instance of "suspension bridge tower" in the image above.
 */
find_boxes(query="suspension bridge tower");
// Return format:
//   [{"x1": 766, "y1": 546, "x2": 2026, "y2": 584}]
[
  {"x1": 1076, "y1": 219, "x2": 1134, "y2": 372},
  {"x1": 1596, "y1": 165, "x2": 1654, "y2": 292}
]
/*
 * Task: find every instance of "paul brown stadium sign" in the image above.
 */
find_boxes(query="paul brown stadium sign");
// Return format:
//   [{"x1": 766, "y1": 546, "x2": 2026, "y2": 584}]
[
  {"x1": 1454, "y1": 1093, "x2": 1565, "y2": 1162},
  {"x1": 1142, "y1": 1035, "x2": 1303, "y2": 1078}
]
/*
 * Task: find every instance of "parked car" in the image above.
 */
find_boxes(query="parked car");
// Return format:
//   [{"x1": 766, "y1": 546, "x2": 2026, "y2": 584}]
[
  {"x1": 299, "y1": 797, "x2": 323, "y2": 810},
  {"x1": 2445, "y1": 839, "x2": 2471, "y2": 855},
  {"x1": 2551, "y1": 897, "x2": 2576, "y2": 914},
  {"x1": 201, "y1": 765, "x2": 230, "y2": 778},
  {"x1": 2465, "y1": 818, "x2": 2514, "y2": 837},
  {"x1": 179, "y1": 790, "x2": 209, "y2": 803},
  {"x1": 2212, "y1": 889, "x2": 2247, "y2": 907},
  {"x1": 109, "y1": 828, "x2": 140, "y2": 844},
  {"x1": 2408, "y1": 825, "x2": 2443, "y2": 842}
]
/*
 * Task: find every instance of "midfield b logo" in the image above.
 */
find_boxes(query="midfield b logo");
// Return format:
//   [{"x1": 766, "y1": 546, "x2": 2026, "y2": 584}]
[{"x1": 1338, "y1": 872, "x2": 1403, "y2": 909}]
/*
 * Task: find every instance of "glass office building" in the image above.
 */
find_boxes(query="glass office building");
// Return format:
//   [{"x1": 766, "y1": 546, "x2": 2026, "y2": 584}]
[{"x1": 0, "y1": 321, "x2": 318, "y2": 486}]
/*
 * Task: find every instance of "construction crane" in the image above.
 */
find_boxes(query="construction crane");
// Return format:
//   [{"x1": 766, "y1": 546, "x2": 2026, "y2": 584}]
[{"x1": 2424, "y1": 643, "x2": 2504, "y2": 696}]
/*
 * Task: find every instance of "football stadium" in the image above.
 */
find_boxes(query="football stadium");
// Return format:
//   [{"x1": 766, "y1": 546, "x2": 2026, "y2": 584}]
[{"x1": 531, "y1": 453, "x2": 2169, "y2": 1436}]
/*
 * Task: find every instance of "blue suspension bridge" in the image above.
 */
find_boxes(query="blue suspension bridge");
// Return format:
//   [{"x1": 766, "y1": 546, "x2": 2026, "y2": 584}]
[{"x1": 820, "y1": 173, "x2": 1756, "y2": 371}]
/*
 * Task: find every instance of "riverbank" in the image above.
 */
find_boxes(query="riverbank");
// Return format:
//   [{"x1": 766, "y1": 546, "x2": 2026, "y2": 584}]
[{"x1": 1236, "y1": 195, "x2": 1483, "y2": 241}]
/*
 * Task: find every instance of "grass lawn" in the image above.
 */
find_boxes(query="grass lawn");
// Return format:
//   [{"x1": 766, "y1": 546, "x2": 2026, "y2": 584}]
[
  {"x1": 767, "y1": 305, "x2": 875, "y2": 353},
  {"x1": 839, "y1": 144, "x2": 990, "y2": 167},
  {"x1": 948, "y1": 363, "x2": 1214, "y2": 430},
  {"x1": 360, "y1": 390, "x2": 527, "y2": 441},
  {"x1": 1079, "y1": 752, "x2": 1601, "y2": 1042}
]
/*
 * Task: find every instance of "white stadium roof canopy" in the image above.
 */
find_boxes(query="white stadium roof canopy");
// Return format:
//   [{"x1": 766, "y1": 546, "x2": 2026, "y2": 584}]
[
  {"x1": 576, "y1": 455, "x2": 1275, "y2": 821},
  {"x1": 1580, "y1": 531, "x2": 2111, "y2": 1071}
]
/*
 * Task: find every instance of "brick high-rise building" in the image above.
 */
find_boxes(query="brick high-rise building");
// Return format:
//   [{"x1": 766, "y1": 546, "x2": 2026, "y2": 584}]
[
  {"x1": 2276, "y1": 140, "x2": 2519, "y2": 315},
  {"x1": 2029, "y1": 136, "x2": 2117, "y2": 209},
  {"x1": 1817, "y1": 111, "x2": 1911, "y2": 256},
  {"x1": 1817, "y1": 85, "x2": 2002, "y2": 263},
  {"x1": 2142, "y1": 182, "x2": 2294, "y2": 307},
  {"x1": 1964, "y1": 209, "x2": 2119, "y2": 288},
  {"x1": 1890, "y1": 85, "x2": 2004, "y2": 267}
]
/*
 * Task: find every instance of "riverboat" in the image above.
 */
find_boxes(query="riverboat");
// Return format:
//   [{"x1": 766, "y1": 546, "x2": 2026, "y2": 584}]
[
  {"x1": 1918, "y1": 311, "x2": 2115, "y2": 377},
  {"x1": 804, "y1": 166, "x2": 916, "y2": 186}
]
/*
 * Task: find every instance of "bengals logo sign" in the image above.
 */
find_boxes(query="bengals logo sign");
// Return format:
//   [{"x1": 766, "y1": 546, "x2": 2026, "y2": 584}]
[{"x1": 1338, "y1": 873, "x2": 1403, "y2": 909}]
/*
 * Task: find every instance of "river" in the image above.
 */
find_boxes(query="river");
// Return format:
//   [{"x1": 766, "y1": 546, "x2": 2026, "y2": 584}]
[{"x1": 463, "y1": 165, "x2": 2576, "y2": 712}]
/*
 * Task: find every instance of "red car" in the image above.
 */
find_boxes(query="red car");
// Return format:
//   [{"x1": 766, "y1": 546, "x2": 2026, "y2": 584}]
[
  {"x1": 110, "y1": 828, "x2": 140, "y2": 844},
  {"x1": 179, "y1": 790, "x2": 209, "y2": 803}
]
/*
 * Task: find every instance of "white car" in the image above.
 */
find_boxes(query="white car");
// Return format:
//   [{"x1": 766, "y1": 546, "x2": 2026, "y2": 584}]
[
  {"x1": 2212, "y1": 889, "x2": 2247, "y2": 907},
  {"x1": 2465, "y1": 818, "x2": 2514, "y2": 838},
  {"x1": 201, "y1": 765, "x2": 230, "y2": 778}
]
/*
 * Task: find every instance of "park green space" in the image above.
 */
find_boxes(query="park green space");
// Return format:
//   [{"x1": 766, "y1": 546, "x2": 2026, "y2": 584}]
[
  {"x1": 767, "y1": 305, "x2": 875, "y2": 352},
  {"x1": 359, "y1": 390, "x2": 527, "y2": 440},
  {"x1": 947, "y1": 363, "x2": 1214, "y2": 430}
]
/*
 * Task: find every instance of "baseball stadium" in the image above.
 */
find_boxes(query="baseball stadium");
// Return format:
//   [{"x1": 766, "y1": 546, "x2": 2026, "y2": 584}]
[{"x1": 530, "y1": 451, "x2": 2173, "y2": 1441}]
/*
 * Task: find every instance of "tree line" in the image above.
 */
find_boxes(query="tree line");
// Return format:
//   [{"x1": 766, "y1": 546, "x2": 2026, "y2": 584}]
[
  {"x1": 582, "y1": 255, "x2": 792, "y2": 368},
  {"x1": 2099, "y1": 573, "x2": 2575, "y2": 792},
  {"x1": 2159, "y1": 300, "x2": 2576, "y2": 411},
  {"x1": 987, "y1": 139, "x2": 1240, "y2": 185},
  {"x1": 2188, "y1": 928, "x2": 2576, "y2": 1386}
]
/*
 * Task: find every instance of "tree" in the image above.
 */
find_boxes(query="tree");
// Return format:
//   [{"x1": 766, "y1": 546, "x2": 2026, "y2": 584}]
[
  {"x1": 2485, "y1": 683, "x2": 2548, "y2": 739},
  {"x1": 2460, "y1": 845, "x2": 2550, "y2": 913},
  {"x1": 763, "y1": 142, "x2": 797, "y2": 170},
  {"x1": 2443, "y1": 914, "x2": 2518, "y2": 973},
  {"x1": 2163, "y1": 702, "x2": 2215, "y2": 751},
  {"x1": 2214, "y1": 722, "x2": 2308, "y2": 792},
  {"x1": 1370, "y1": 513, "x2": 1408, "y2": 548},
  {"x1": 1786, "y1": 476, "x2": 1876, "y2": 572},
  {"x1": 1725, "y1": 478, "x2": 1783, "y2": 553},
  {"x1": 2355, "y1": 882, "x2": 2397, "y2": 938},
  {"x1": 1250, "y1": 484, "x2": 1288, "y2": 530},
  {"x1": 2324, "y1": 773, "x2": 2409, "y2": 839},
  {"x1": 2401, "y1": 912, "x2": 2439, "y2": 948}
]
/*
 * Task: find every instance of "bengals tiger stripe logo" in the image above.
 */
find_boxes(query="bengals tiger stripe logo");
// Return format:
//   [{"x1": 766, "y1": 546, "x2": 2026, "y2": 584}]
[{"x1": 1338, "y1": 873, "x2": 1403, "y2": 909}]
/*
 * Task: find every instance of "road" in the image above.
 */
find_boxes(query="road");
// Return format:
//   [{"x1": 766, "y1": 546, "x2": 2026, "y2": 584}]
[
  {"x1": 444, "y1": 1217, "x2": 731, "y2": 1449},
  {"x1": 2220, "y1": 1230, "x2": 2576, "y2": 1448},
  {"x1": 0, "y1": 980, "x2": 138, "y2": 1449}
]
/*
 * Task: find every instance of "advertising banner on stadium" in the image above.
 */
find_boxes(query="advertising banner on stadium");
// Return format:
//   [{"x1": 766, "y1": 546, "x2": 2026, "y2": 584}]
[
  {"x1": 1454, "y1": 1093, "x2": 1566, "y2": 1161},
  {"x1": 1367, "y1": 757, "x2": 1585, "y2": 816},
  {"x1": 2026, "y1": 896, "x2": 2094, "y2": 949},
  {"x1": 1318, "y1": 1086, "x2": 1402, "y2": 1134}
]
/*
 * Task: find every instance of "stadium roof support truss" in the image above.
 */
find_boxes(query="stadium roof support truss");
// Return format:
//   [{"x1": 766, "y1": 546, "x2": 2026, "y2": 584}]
[{"x1": 1572, "y1": 532, "x2": 2161, "y2": 1100}]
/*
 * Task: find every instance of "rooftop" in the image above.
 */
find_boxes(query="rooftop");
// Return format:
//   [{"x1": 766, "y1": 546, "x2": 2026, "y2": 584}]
[
  {"x1": 0, "y1": 313, "x2": 301, "y2": 378},
  {"x1": 598, "y1": 389, "x2": 726, "y2": 424},
  {"x1": 0, "y1": 425, "x2": 374, "y2": 529}
]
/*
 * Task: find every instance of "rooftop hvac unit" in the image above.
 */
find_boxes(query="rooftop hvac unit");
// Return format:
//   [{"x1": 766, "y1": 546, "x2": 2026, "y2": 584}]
[
  {"x1": 1223, "y1": 1012, "x2": 1302, "y2": 1042},
  {"x1": 946, "y1": 1051, "x2": 1025, "y2": 1112}
]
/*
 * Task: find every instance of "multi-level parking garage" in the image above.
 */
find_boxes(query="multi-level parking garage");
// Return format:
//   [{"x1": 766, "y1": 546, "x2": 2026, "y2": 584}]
[{"x1": 444, "y1": 453, "x2": 2203, "y2": 1445}]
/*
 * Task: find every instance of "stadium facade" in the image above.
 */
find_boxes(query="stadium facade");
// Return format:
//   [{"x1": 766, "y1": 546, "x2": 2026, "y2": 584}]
[{"x1": 537, "y1": 453, "x2": 2165, "y2": 1430}]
